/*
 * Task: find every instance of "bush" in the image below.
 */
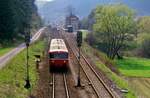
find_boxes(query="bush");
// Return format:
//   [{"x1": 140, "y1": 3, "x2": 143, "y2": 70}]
[
  {"x1": 85, "y1": 33, "x2": 96, "y2": 46},
  {"x1": 141, "y1": 38, "x2": 150, "y2": 58}
]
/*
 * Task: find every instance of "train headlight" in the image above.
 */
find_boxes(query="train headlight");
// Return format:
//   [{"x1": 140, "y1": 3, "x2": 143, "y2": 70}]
[{"x1": 64, "y1": 60, "x2": 66, "y2": 63}]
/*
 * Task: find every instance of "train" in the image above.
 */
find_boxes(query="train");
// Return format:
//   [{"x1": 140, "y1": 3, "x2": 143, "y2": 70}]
[
  {"x1": 67, "y1": 25, "x2": 73, "y2": 33},
  {"x1": 48, "y1": 39, "x2": 69, "y2": 72}
]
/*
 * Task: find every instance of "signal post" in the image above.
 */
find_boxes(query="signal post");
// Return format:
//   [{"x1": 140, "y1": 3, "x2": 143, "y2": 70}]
[
  {"x1": 24, "y1": 32, "x2": 31, "y2": 90},
  {"x1": 76, "y1": 31, "x2": 82, "y2": 87}
]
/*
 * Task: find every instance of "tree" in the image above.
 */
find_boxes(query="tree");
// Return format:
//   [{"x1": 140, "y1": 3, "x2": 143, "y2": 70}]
[
  {"x1": 136, "y1": 16, "x2": 150, "y2": 58},
  {"x1": 138, "y1": 16, "x2": 150, "y2": 34},
  {"x1": 0, "y1": 0, "x2": 42, "y2": 45},
  {"x1": 80, "y1": 9, "x2": 95, "y2": 31},
  {"x1": 93, "y1": 4, "x2": 137, "y2": 59},
  {"x1": 0, "y1": 0, "x2": 16, "y2": 43},
  {"x1": 141, "y1": 37, "x2": 150, "y2": 58},
  {"x1": 136, "y1": 16, "x2": 150, "y2": 44}
]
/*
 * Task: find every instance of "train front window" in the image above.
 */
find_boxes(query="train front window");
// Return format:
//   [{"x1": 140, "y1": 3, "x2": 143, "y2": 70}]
[{"x1": 50, "y1": 53, "x2": 68, "y2": 59}]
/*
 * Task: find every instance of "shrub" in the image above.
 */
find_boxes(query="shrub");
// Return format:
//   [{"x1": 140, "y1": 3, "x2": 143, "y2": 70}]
[
  {"x1": 85, "y1": 33, "x2": 96, "y2": 46},
  {"x1": 141, "y1": 38, "x2": 150, "y2": 58}
]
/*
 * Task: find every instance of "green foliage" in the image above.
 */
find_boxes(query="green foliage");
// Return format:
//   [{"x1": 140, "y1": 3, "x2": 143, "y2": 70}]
[
  {"x1": 138, "y1": 16, "x2": 150, "y2": 34},
  {"x1": 85, "y1": 33, "x2": 97, "y2": 46},
  {"x1": 93, "y1": 4, "x2": 137, "y2": 59},
  {"x1": 116, "y1": 57, "x2": 150, "y2": 77},
  {"x1": 0, "y1": 0, "x2": 42, "y2": 45},
  {"x1": 136, "y1": 16, "x2": 150, "y2": 44},
  {"x1": 80, "y1": 30, "x2": 89, "y2": 39},
  {"x1": 135, "y1": 16, "x2": 150, "y2": 58},
  {"x1": 0, "y1": 47, "x2": 14, "y2": 57},
  {"x1": 0, "y1": 40, "x2": 44, "y2": 98},
  {"x1": 141, "y1": 37, "x2": 150, "y2": 58},
  {"x1": 0, "y1": 39, "x2": 24, "y2": 56},
  {"x1": 0, "y1": 0, "x2": 16, "y2": 42},
  {"x1": 80, "y1": 9, "x2": 95, "y2": 30},
  {"x1": 80, "y1": 18, "x2": 89, "y2": 29}
]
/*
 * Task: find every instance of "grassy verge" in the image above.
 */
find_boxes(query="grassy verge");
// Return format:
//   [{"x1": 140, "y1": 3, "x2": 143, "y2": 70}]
[
  {"x1": 127, "y1": 78, "x2": 150, "y2": 98},
  {"x1": 115, "y1": 57, "x2": 150, "y2": 77},
  {"x1": 0, "y1": 40, "x2": 44, "y2": 98},
  {"x1": 0, "y1": 47, "x2": 14, "y2": 57},
  {"x1": 80, "y1": 29, "x2": 89, "y2": 39},
  {"x1": 0, "y1": 39, "x2": 24, "y2": 57},
  {"x1": 82, "y1": 42, "x2": 136, "y2": 98},
  {"x1": 115, "y1": 57, "x2": 150, "y2": 97}
]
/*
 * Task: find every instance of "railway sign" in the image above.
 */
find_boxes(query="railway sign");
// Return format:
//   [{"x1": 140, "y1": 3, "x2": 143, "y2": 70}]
[
  {"x1": 76, "y1": 31, "x2": 82, "y2": 47},
  {"x1": 25, "y1": 33, "x2": 30, "y2": 46}
]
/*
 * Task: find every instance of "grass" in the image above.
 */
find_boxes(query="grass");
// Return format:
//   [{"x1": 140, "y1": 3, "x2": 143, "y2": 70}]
[
  {"x1": 82, "y1": 42, "x2": 136, "y2": 98},
  {"x1": 80, "y1": 29, "x2": 89, "y2": 39},
  {"x1": 121, "y1": 58, "x2": 150, "y2": 97},
  {"x1": 0, "y1": 40, "x2": 45, "y2": 98},
  {"x1": 115, "y1": 57, "x2": 150, "y2": 77},
  {"x1": 127, "y1": 78, "x2": 150, "y2": 98},
  {"x1": 0, "y1": 39, "x2": 24, "y2": 57},
  {"x1": 0, "y1": 47, "x2": 14, "y2": 57}
]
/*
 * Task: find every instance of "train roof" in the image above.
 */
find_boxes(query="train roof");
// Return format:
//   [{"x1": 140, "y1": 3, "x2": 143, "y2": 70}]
[{"x1": 49, "y1": 39, "x2": 68, "y2": 52}]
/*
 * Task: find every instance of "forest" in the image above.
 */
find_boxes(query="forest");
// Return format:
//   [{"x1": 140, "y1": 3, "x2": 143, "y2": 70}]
[{"x1": 0, "y1": 0, "x2": 42, "y2": 46}]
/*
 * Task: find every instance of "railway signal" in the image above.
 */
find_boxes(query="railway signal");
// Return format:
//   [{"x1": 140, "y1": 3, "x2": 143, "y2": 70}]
[
  {"x1": 24, "y1": 32, "x2": 31, "y2": 89},
  {"x1": 76, "y1": 31, "x2": 82, "y2": 47},
  {"x1": 25, "y1": 33, "x2": 30, "y2": 46},
  {"x1": 76, "y1": 31, "x2": 83, "y2": 87}
]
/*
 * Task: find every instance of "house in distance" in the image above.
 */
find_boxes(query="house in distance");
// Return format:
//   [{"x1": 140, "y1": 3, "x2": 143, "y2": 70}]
[{"x1": 65, "y1": 14, "x2": 79, "y2": 32}]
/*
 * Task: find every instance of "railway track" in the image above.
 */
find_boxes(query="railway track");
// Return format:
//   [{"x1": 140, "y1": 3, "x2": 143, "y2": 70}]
[
  {"x1": 52, "y1": 73, "x2": 70, "y2": 98},
  {"x1": 36, "y1": 28, "x2": 80, "y2": 98},
  {"x1": 50, "y1": 29, "x2": 70, "y2": 98},
  {"x1": 61, "y1": 32, "x2": 116, "y2": 98}
]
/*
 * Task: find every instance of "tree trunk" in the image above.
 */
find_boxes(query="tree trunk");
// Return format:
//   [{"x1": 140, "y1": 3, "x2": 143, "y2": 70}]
[{"x1": 116, "y1": 52, "x2": 123, "y2": 59}]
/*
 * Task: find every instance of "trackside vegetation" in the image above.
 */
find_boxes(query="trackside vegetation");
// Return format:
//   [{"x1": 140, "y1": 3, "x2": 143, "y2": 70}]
[
  {"x1": 0, "y1": 47, "x2": 14, "y2": 57},
  {"x1": 0, "y1": 0, "x2": 42, "y2": 46},
  {"x1": 80, "y1": 3, "x2": 150, "y2": 98},
  {"x1": 93, "y1": 4, "x2": 136, "y2": 59},
  {"x1": 82, "y1": 43, "x2": 136, "y2": 98},
  {"x1": 115, "y1": 57, "x2": 150, "y2": 77},
  {"x1": 0, "y1": 40, "x2": 44, "y2": 98},
  {"x1": 0, "y1": 40, "x2": 24, "y2": 57}
]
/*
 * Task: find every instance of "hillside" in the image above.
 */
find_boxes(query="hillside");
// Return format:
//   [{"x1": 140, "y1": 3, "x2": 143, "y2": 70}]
[{"x1": 35, "y1": 0, "x2": 150, "y2": 23}]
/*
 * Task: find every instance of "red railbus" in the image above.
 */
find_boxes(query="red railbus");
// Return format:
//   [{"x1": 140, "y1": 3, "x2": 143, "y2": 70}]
[{"x1": 48, "y1": 39, "x2": 69, "y2": 72}]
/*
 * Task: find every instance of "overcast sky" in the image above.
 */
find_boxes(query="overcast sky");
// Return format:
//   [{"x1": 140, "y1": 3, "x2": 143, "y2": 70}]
[{"x1": 36, "y1": 0, "x2": 54, "y2": 1}]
